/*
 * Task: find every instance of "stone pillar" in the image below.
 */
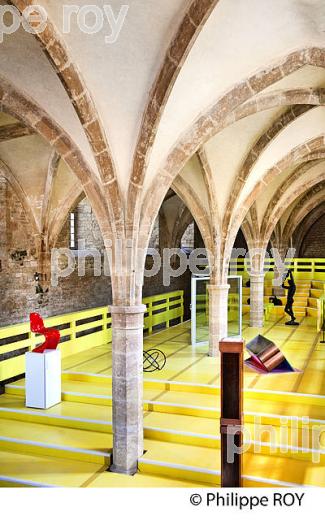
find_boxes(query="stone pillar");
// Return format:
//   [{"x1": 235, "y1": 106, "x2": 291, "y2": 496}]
[
  {"x1": 249, "y1": 273, "x2": 265, "y2": 328},
  {"x1": 208, "y1": 284, "x2": 230, "y2": 357},
  {"x1": 272, "y1": 244, "x2": 288, "y2": 297},
  {"x1": 110, "y1": 304, "x2": 146, "y2": 475}
]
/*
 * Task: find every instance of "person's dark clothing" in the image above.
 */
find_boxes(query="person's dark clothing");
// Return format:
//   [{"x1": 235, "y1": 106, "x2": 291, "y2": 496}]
[{"x1": 282, "y1": 277, "x2": 296, "y2": 321}]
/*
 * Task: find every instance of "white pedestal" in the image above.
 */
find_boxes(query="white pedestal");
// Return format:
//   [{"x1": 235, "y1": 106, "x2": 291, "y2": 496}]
[{"x1": 25, "y1": 350, "x2": 61, "y2": 409}]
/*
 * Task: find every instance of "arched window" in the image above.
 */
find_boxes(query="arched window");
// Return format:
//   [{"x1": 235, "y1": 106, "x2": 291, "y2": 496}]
[{"x1": 69, "y1": 211, "x2": 77, "y2": 249}]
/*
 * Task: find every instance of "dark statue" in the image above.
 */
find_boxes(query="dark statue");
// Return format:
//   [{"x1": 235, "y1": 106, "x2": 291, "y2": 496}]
[{"x1": 282, "y1": 269, "x2": 299, "y2": 326}]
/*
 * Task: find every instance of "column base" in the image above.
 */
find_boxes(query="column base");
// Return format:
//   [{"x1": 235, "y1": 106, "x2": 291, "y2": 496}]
[
  {"x1": 208, "y1": 350, "x2": 220, "y2": 358},
  {"x1": 250, "y1": 321, "x2": 264, "y2": 328},
  {"x1": 109, "y1": 463, "x2": 137, "y2": 476}
]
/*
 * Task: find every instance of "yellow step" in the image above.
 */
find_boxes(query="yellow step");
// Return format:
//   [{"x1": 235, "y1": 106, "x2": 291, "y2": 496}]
[
  {"x1": 6, "y1": 373, "x2": 325, "y2": 409},
  {"x1": 311, "y1": 289, "x2": 323, "y2": 298},
  {"x1": 2, "y1": 380, "x2": 325, "y2": 487},
  {"x1": 270, "y1": 306, "x2": 306, "y2": 317},
  {"x1": 144, "y1": 410, "x2": 325, "y2": 454},
  {"x1": 308, "y1": 297, "x2": 318, "y2": 308},
  {"x1": 312, "y1": 281, "x2": 325, "y2": 290},
  {"x1": 63, "y1": 371, "x2": 218, "y2": 395},
  {"x1": 0, "y1": 449, "x2": 204, "y2": 488},
  {"x1": 307, "y1": 307, "x2": 318, "y2": 317},
  {"x1": 0, "y1": 393, "x2": 113, "y2": 433},
  {"x1": 139, "y1": 438, "x2": 325, "y2": 487},
  {"x1": 0, "y1": 402, "x2": 324, "y2": 484},
  {"x1": 3, "y1": 385, "x2": 325, "y2": 434},
  {"x1": 0, "y1": 417, "x2": 112, "y2": 464},
  {"x1": 0, "y1": 450, "x2": 106, "y2": 487},
  {"x1": 3, "y1": 405, "x2": 323, "y2": 466}
]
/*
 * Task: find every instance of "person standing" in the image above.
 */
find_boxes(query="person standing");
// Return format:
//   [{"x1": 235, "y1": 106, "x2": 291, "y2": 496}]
[{"x1": 282, "y1": 269, "x2": 299, "y2": 326}]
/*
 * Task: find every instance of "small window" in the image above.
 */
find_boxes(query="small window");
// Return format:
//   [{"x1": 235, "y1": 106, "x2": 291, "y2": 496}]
[{"x1": 70, "y1": 212, "x2": 76, "y2": 249}]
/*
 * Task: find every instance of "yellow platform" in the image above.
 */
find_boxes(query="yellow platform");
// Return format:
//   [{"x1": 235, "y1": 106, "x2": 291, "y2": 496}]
[{"x1": 1, "y1": 315, "x2": 325, "y2": 487}]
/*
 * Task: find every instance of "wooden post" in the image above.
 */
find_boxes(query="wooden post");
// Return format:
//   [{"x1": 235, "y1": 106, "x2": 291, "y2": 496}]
[{"x1": 219, "y1": 338, "x2": 244, "y2": 487}]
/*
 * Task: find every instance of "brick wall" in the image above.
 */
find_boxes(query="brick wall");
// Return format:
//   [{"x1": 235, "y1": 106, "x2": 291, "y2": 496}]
[
  {"x1": 299, "y1": 214, "x2": 325, "y2": 257},
  {"x1": 74, "y1": 198, "x2": 106, "y2": 251},
  {"x1": 46, "y1": 203, "x2": 112, "y2": 320},
  {"x1": 0, "y1": 185, "x2": 113, "y2": 326},
  {"x1": 0, "y1": 178, "x2": 39, "y2": 325},
  {"x1": 0, "y1": 190, "x2": 192, "y2": 326},
  {"x1": 1, "y1": 186, "x2": 266, "y2": 327}
]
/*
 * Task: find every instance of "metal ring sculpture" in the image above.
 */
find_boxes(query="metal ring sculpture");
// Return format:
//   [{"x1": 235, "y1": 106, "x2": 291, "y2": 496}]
[{"x1": 143, "y1": 349, "x2": 166, "y2": 373}]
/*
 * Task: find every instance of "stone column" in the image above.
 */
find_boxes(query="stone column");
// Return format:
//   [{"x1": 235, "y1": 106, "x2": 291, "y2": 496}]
[
  {"x1": 110, "y1": 304, "x2": 146, "y2": 475},
  {"x1": 272, "y1": 244, "x2": 288, "y2": 297},
  {"x1": 208, "y1": 284, "x2": 230, "y2": 357},
  {"x1": 249, "y1": 273, "x2": 265, "y2": 328}
]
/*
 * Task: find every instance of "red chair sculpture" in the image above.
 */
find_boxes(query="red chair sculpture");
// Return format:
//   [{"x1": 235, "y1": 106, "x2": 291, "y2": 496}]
[{"x1": 30, "y1": 313, "x2": 60, "y2": 353}]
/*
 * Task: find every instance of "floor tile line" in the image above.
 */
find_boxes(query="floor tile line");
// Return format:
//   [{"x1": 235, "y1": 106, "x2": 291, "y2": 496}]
[{"x1": 292, "y1": 325, "x2": 321, "y2": 393}]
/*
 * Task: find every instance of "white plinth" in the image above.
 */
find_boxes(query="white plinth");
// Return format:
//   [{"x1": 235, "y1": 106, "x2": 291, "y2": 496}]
[{"x1": 25, "y1": 350, "x2": 61, "y2": 409}]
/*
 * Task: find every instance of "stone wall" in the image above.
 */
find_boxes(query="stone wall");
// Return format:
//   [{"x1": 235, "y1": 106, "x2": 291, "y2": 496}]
[
  {"x1": 299, "y1": 214, "x2": 325, "y2": 257},
  {"x1": 0, "y1": 185, "x2": 112, "y2": 326},
  {"x1": 74, "y1": 198, "x2": 106, "y2": 252},
  {"x1": 46, "y1": 203, "x2": 112, "y2": 320},
  {"x1": 0, "y1": 190, "x2": 192, "y2": 326},
  {"x1": 181, "y1": 222, "x2": 194, "y2": 248},
  {"x1": 0, "y1": 178, "x2": 38, "y2": 326}
]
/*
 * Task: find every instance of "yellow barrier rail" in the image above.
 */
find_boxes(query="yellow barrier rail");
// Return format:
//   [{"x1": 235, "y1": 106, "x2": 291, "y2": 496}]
[
  {"x1": 0, "y1": 290, "x2": 184, "y2": 385},
  {"x1": 229, "y1": 258, "x2": 325, "y2": 280},
  {"x1": 143, "y1": 291, "x2": 184, "y2": 335}
]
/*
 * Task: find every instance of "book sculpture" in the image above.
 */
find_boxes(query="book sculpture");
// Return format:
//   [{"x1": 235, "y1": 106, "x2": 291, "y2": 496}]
[{"x1": 244, "y1": 334, "x2": 295, "y2": 373}]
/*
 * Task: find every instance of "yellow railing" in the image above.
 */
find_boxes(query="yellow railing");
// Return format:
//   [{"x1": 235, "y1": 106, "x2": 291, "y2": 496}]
[
  {"x1": 229, "y1": 258, "x2": 325, "y2": 280},
  {"x1": 317, "y1": 296, "x2": 325, "y2": 333},
  {"x1": 0, "y1": 307, "x2": 112, "y2": 384},
  {"x1": 0, "y1": 290, "x2": 184, "y2": 385},
  {"x1": 143, "y1": 291, "x2": 184, "y2": 335}
]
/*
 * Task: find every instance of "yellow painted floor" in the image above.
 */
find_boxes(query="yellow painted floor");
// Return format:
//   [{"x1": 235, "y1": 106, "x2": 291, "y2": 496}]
[
  {"x1": 61, "y1": 314, "x2": 324, "y2": 395},
  {"x1": 1, "y1": 314, "x2": 325, "y2": 488}
]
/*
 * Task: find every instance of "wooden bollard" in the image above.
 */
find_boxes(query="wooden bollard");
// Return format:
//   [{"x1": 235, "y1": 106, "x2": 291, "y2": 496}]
[{"x1": 219, "y1": 338, "x2": 244, "y2": 487}]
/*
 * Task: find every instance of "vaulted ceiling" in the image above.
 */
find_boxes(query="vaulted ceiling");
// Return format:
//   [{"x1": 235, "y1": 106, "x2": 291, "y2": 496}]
[{"x1": 1, "y1": 0, "x2": 325, "y2": 257}]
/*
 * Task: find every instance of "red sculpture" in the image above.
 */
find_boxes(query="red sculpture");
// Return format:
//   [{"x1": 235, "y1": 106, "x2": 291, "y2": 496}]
[{"x1": 30, "y1": 313, "x2": 60, "y2": 353}]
